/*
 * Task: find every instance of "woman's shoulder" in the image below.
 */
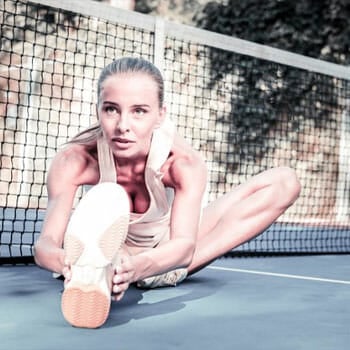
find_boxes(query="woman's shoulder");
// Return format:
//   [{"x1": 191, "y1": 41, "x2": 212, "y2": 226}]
[
  {"x1": 172, "y1": 132, "x2": 206, "y2": 167},
  {"x1": 49, "y1": 143, "x2": 99, "y2": 185},
  {"x1": 55, "y1": 143, "x2": 94, "y2": 165},
  {"x1": 161, "y1": 132, "x2": 207, "y2": 189}
]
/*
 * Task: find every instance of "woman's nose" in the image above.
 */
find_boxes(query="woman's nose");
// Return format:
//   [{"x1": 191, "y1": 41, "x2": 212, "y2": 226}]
[{"x1": 116, "y1": 113, "x2": 130, "y2": 133}]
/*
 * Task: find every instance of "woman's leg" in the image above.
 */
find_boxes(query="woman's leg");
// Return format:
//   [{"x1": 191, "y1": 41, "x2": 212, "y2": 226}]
[{"x1": 188, "y1": 167, "x2": 301, "y2": 274}]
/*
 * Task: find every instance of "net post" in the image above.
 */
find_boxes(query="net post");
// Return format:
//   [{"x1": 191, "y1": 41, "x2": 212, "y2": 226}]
[
  {"x1": 336, "y1": 101, "x2": 350, "y2": 222},
  {"x1": 154, "y1": 17, "x2": 165, "y2": 74}
]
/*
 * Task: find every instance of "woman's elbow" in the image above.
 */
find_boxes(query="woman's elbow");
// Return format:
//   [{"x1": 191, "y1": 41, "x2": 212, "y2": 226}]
[
  {"x1": 33, "y1": 240, "x2": 44, "y2": 267},
  {"x1": 33, "y1": 236, "x2": 61, "y2": 271},
  {"x1": 181, "y1": 239, "x2": 196, "y2": 267}
]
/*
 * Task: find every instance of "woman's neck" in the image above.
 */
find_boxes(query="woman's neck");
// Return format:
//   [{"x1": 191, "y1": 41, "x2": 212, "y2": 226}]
[{"x1": 115, "y1": 155, "x2": 147, "y2": 184}]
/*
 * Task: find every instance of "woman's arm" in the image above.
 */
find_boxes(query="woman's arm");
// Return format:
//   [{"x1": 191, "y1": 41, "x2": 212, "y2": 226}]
[
  {"x1": 126, "y1": 134, "x2": 208, "y2": 282},
  {"x1": 34, "y1": 147, "x2": 87, "y2": 274}
]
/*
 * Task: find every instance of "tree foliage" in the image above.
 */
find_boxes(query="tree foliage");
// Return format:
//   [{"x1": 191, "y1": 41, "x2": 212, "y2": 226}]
[
  {"x1": 195, "y1": 0, "x2": 350, "y2": 65},
  {"x1": 191, "y1": 0, "x2": 350, "y2": 164}
]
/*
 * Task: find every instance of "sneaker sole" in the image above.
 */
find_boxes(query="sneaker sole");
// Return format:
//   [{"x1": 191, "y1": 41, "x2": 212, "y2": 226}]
[{"x1": 61, "y1": 182, "x2": 129, "y2": 328}]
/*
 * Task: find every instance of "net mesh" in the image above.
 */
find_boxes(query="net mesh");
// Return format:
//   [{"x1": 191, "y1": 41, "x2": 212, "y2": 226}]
[{"x1": 1, "y1": 0, "x2": 350, "y2": 261}]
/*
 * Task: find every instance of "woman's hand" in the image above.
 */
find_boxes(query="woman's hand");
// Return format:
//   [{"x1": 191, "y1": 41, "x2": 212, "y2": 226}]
[
  {"x1": 62, "y1": 258, "x2": 72, "y2": 285},
  {"x1": 112, "y1": 253, "x2": 136, "y2": 301}
]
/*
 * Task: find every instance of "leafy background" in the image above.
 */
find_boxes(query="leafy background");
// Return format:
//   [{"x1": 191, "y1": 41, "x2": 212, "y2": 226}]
[{"x1": 133, "y1": 0, "x2": 350, "y2": 65}]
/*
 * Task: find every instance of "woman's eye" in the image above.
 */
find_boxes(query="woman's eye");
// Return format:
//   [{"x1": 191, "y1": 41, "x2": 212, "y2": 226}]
[
  {"x1": 105, "y1": 106, "x2": 117, "y2": 114},
  {"x1": 134, "y1": 108, "x2": 146, "y2": 116}
]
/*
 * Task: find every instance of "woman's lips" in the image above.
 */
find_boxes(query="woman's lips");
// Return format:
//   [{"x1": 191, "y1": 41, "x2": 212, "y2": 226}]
[
  {"x1": 112, "y1": 137, "x2": 134, "y2": 148},
  {"x1": 114, "y1": 137, "x2": 130, "y2": 143}
]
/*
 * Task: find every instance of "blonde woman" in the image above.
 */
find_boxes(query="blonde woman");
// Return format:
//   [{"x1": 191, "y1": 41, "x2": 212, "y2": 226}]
[{"x1": 34, "y1": 57, "x2": 301, "y2": 328}]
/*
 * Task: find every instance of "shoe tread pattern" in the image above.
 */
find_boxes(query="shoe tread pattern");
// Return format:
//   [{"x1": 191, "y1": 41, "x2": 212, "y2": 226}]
[
  {"x1": 61, "y1": 286, "x2": 109, "y2": 328},
  {"x1": 99, "y1": 214, "x2": 129, "y2": 262}
]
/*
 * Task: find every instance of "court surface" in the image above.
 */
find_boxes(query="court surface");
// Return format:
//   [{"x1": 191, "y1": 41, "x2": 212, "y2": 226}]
[{"x1": 1, "y1": 254, "x2": 349, "y2": 350}]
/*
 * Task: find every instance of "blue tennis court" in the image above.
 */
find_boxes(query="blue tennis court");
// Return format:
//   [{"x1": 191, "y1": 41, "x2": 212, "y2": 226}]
[{"x1": 1, "y1": 254, "x2": 349, "y2": 349}]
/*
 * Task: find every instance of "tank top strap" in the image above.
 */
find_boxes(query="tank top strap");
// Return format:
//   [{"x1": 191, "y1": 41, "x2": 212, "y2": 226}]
[
  {"x1": 97, "y1": 136, "x2": 117, "y2": 183},
  {"x1": 146, "y1": 118, "x2": 175, "y2": 171}
]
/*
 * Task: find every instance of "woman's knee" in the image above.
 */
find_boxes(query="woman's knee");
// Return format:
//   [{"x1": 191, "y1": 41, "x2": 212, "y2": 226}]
[{"x1": 273, "y1": 167, "x2": 301, "y2": 207}]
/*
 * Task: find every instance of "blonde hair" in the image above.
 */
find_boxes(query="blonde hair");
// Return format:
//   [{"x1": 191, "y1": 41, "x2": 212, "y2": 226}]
[{"x1": 69, "y1": 57, "x2": 164, "y2": 145}]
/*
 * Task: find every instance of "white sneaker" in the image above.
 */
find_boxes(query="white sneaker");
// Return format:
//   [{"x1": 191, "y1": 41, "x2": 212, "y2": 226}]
[
  {"x1": 137, "y1": 268, "x2": 188, "y2": 289},
  {"x1": 61, "y1": 182, "x2": 129, "y2": 328}
]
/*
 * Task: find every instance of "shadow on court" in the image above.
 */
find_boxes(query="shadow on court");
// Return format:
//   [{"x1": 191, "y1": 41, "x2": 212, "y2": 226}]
[{"x1": 106, "y1": 275, "x2": 225, "y2": 328}]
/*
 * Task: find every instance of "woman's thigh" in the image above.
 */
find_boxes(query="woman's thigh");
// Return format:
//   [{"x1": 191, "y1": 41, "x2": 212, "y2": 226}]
[{"x1": 197, "y1": 167, "x2": 300, "y2": 240}]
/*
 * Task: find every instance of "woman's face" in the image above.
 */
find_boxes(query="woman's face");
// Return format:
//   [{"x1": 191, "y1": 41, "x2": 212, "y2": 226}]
[{"x1": 97, "y1": 72, "x2": 165, "y2": 162}]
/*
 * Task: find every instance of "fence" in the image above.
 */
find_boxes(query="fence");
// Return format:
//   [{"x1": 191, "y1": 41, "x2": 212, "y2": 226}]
[{"x1": 1, "y1": 0, "x2": 350, "y2": 258}]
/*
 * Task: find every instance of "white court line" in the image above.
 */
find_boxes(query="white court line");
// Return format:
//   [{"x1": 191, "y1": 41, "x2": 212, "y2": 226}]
[{"x1": 208, "y1": 265, "x2": 350, "y2": 285}]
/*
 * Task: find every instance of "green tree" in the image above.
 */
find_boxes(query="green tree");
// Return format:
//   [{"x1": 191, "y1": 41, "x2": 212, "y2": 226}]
[
  {"x1": 191, "y1": 0, "x2": 349, "y2": 165},
  {"x1": 195, "y1": 0, "x2": 350, "y2": 65}
]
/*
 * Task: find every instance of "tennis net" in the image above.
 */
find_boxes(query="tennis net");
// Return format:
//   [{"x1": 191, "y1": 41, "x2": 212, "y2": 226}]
[{"x1": 1, "y1": 0, "x2": 350, "y2": 262}]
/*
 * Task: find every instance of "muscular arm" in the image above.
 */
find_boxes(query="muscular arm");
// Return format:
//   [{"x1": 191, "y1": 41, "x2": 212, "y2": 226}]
[
  {"x1": 34, "y1": 147, "x2": 91, "y2": 274},
  {"x1": 128, "y1": 132, "x2": 207, "y2": 281}
]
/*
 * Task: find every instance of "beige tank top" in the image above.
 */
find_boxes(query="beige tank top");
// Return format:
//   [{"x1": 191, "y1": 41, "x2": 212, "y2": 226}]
[{"x1": 97, "y1": 118, "x2": 175, "y2": 248}]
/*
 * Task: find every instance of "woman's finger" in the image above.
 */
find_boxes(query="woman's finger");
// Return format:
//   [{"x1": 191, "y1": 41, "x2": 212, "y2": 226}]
[
  {"x1": 112, "y1": 291, "x2": 125, "y2": 302},
  {"x1": 112, "y1": 281, "x2": 129, "y2": 294}
]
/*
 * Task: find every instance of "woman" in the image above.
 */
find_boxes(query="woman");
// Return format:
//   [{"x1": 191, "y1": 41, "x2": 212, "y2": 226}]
[{"x1": 34, "y1": 57, "x2": 301, "y2": 328}]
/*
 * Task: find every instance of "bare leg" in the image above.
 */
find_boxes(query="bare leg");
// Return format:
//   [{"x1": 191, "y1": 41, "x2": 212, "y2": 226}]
[{"x1": 188, "y1": 167, "x2": 301, "y2": 274}]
